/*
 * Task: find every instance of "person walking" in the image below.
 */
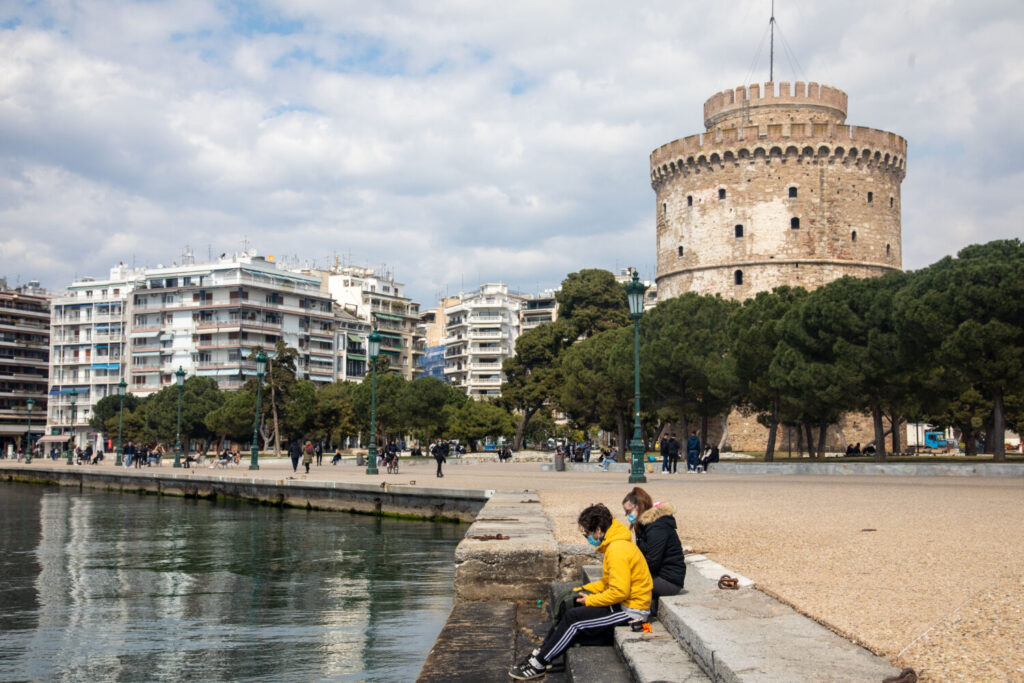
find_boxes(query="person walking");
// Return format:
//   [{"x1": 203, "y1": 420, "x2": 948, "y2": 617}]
[
  {"x1": 289, "y1": 439, "x2": 301, "y2": 473},
  {"x1": 686, "y1": 431, "x2": 701, "y2": 472},
  {"x1": 431, "y1": 439, "x2": 447, "y2": 478},
  {"x1": 315, "y1": 442, "x2": 323, "y2": 466},
  {"x1": 302, "y1": 441, "x2": 314, "y2": 474},
  {"x1": 666, "y1": 434, "x2": 680, "y2": 474},
  {"x1": 659, "y1": 435, "x2": 669, "y2": 473}
]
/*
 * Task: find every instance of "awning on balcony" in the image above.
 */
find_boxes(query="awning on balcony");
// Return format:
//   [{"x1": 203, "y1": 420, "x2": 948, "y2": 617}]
[
  {"x1": 346, "y1": 333, "x2": 364, "y2": 343},
  {"x1": 131, "y1": 351, "x2": 160, "y2": 357},
  {"x1": 347, "y1": 354, "x2": 366, "y2": 361},
  {"x1": 37, "y1": 435, "x2": 71, "y2": 444},
  {"x1": 373, "y1": 313, "x2": 403, "y2": 322},
  {"x1": 129, "y1": 331, "x2": 158, "y2": 339}
]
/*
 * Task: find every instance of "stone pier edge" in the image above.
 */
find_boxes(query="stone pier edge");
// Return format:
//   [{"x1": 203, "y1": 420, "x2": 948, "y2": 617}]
[{"x1": 0, "y1": 465, "x2": 491, "y2": 522}]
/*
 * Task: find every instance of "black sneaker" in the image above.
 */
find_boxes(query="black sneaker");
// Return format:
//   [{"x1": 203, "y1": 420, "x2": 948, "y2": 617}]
[{"x1": 509, "y1": 656, "x2": 546, "y2": 680}]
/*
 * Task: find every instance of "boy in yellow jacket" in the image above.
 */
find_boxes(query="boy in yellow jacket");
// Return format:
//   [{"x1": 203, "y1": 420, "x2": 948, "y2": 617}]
[{"x1": 509, "y1": 504, "x2": 652, "y2": 680}]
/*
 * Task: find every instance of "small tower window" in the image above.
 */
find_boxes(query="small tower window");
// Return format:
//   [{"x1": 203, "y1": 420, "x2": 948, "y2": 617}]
[
  {"x1": 687, "y1": 195, "x2": 693, "y2": 206},
  {"x1": 890, "y1": 196, "x2": 894, "y2": 208},
  {"x1": 851, "y1": 230, "x2": 857, "y2": 243},
  {"x1": 867, "y1": 191, "x2": 873, "y2": 203},
  {"x1": 735, "y1": 224, "x2": 744, "y2": 238},
  {"x1": 791, "y1": 217, "x2": 800, "y2": 229},
  {"x1": 662, "y1": 202, "x2": 667, "y2": 214},
  {"x1": 678, "y1": 246, "x2": 684, "y2": 257},
  {"x1": 886, "y1": 243, "x2": 891, "y2": 256},
  {"x1": 789, "y1": 187, "x2": 797, "y2": 198},
  {"x1": 734, "y1": 270, "x2": 743, "y2": 285},
  {"x1": 718, "y1": 189, "x2": 726, "y2": 200}
]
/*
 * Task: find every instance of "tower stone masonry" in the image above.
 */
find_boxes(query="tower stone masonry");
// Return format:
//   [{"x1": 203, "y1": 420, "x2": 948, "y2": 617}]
[
  {"x1": 651, "y1": 81, "x2": 907, "y2": 453},
  {"x1": 653, "y1": 81, "x2": 906, "y2": 301}
]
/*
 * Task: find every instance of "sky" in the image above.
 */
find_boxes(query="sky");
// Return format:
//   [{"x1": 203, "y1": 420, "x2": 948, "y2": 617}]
[{"x1": 1, "y1": 1, "x2": 1022, "y2": 306}]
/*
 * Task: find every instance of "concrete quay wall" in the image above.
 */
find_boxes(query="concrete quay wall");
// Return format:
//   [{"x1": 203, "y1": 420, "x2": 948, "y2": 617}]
[
  {"x1": 710, "y1": 461, "x2": 1024, "y2": 477},
  {"x1": 0, "y1": 465, "x2": 491, "y2": 521}
]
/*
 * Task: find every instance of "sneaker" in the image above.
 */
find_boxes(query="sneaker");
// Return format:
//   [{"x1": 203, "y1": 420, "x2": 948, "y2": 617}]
[{"x1": 509, "y1": 656, "x2": 546, "y2": 680}]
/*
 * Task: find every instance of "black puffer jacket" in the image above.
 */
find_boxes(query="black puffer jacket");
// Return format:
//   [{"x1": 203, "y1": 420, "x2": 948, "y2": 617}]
[{"x1": 634, "y1": 502, "x2": 686, "y2": 588}]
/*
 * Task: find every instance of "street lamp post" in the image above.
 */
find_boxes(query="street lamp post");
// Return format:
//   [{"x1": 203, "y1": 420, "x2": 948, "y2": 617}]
[
  {"x1": 365, "y1": 328, "x2": 382, "y2": 475},
  {"x1": 115, "y1": 379, "x2": 127, "y2": 467},
  {"x1": 25, "y1": 397, "x2": 34, "y2": 464},
  {"x1": 66, "y1": 388, "x2": 77, "y2": 465},
  {"x1": 249, "y1": 350, "x2": 268, "y2": 471},
  {"x1": 173, "y1": 366, "x2": 186, "y2": 468},
  {"x1": 625, "y1": 270, "x2": 648, "y2": 484}
]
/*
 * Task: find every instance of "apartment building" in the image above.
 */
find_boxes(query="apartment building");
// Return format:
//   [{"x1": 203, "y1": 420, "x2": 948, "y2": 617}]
[
  {"x1": 312, "y1": 265, "x2": 424, "y2": 381},
  {"x1": 334, "y1": 307, "x2": 370, "y2": 382},
  {"x1": 127, "y1": 253, "x2": 335, "y2": 394},
  {"x1": 443, "y1": 283, "x2": 522, "y2": 398},
  {"x1": 519, "y1": 291, "x2": 559, "y2": 333},
  {"x1": 0, "y1": 280, "x2": 50, "y2": 452},
  {"x1": 48, "y1": 264, "x2": 142, "y2": 448}
]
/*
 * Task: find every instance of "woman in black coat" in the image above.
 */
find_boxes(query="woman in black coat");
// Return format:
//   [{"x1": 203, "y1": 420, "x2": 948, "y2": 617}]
[{"x1": 622, "y1": 487, "x2": 686, "y2": 615}]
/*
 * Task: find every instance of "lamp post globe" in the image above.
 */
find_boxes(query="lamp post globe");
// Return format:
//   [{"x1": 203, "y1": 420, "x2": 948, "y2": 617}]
[
  {"x1": 250, "y1": 349, "x2": 268, "y2": 471},
  {"x1": 115, "y1": 378, "x2": 127, "y2": 467},
  {"x1": 173, "y1": 366, "x2": 186, "y2": 468},
  {"x1": 25, "y1": 397, "x2": 34, "y2": 464},
  {"x1": 66, "y1": 388, "x2": 77, "y2": 465},
  {"x1": 365, "y1": 328, "x2": 382, "y2": 475},
  {"x1": 625, "y1": 270, "x2": 648, "y2": 484}
]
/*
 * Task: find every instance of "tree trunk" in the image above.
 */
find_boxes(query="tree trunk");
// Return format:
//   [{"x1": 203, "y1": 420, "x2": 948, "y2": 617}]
[
  {"x1": 269, "y1": 360, "x2": 281, "y2": 456},
  {"x1": 718, "y1": 414, "x2": 729, "y2": 450},
  {"x1": 816, "y1": 420, "x2": 828, "y2": 459},
  {"x1": 796, "y1": 424, "x2": 803, "y2": 458},
  {"x1": 513, "y1": 407, "x2": 535, "y2": 451},
  {"x1": 962, "y1": 424, "x2": 978, "y2": 456},
  {"x1": 890, "y1": 415, "x2": 902, "y2": 454},
  {"x1": 700, "y1": 414, "x2": 709, "y2": 452},
  {"x1": 871, "y1": 403, "x2": 887, "y2": 462},
  {"x1": 803, "y1": 422, "x2": 815, "y2": 458},
  {"x1": 616, "y1": 410, "x2": 627, "y2": 461},
  {"x1": 764, "y1": 395, "x2": 777, "y2": 461},
  {"x1": 992, "y1": 392, "x2": 1006, "y2": 462},
  {"x1": 679, "y1": 409, "x2": 689, "y2": 450}
]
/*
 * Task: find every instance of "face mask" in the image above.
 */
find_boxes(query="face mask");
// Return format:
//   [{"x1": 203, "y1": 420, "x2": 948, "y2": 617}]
[
  {"x1": 626, "y1": 512, "x2": 637, "y2": 524},
  {"x1": 586, "y1": 534, "x2": 601, "y2": 547}
]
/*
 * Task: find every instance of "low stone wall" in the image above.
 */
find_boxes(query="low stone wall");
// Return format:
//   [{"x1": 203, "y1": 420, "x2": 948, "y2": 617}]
[
  {"x1": 710, "y1": 461, "x2": 1024, "y2": 477},
  {"x1": 0, "y1": 466, "x2": 491, "y2": 521}
]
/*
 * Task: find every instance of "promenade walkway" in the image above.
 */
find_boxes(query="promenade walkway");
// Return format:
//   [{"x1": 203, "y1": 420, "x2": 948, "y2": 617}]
[{"x1": 6, "y1": 454, "x2": 1021, "y2": 680}]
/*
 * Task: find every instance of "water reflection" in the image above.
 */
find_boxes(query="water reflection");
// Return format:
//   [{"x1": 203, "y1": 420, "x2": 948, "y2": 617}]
[{"x1": 0, "y1": 483, "x2": 461, "y2": 682}]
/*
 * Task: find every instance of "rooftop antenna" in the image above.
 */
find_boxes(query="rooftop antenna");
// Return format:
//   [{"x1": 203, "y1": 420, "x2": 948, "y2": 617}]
[{"x1": 770, "y1": 0, "x2": 776, "y2": 82}]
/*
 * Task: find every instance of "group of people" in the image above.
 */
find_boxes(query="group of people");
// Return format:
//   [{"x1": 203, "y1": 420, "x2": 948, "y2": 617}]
[
  {"x1": 556, "y1": 441, "x2": 593, "y2": 462},
  {"x1": 844, "y1": 442, "x2": 877, "y2": 457},
  {"x1": 658, "y1": 432, "x2": 719, "y2": 473},
  {"x1": 509, "y1": 485, "x2": 686, "y2": 680},
  {"x1": 121, "y1": 442, "x2": 167, "y2": 468}
]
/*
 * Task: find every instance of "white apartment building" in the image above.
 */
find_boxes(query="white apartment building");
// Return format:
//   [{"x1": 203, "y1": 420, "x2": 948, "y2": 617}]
[
  {"x1": 48, "y1": 264, "x2": 143, "y2": 448},
  {"x1": 334, "y1": 307, "x2": 370, "y2": 382},
  {"x1": 311, "y1": 265, "x2": 424, "y2": 381},
  {"x1": 519, "y1": 291, "x2": 558, "y2": 333},
  {"x1": 1, "y1": 280, "x2": 50, "y2": 452},
  {"x1": 128, "y1": 254, "x2": 335, "y2": 394},
  {"x1": 444, "y1": 283, "x2": 522, "y2": 398}
]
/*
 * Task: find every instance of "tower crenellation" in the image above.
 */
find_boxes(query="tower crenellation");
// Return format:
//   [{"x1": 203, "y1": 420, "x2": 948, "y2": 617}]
[{"x1": 653, "y1": 81, "x2": 906, "y2": 303}]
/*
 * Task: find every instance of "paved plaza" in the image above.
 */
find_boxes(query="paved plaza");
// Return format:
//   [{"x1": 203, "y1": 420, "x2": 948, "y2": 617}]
[{"x1": 8, "y1": 453, "x2": 1022, "y2": 680}]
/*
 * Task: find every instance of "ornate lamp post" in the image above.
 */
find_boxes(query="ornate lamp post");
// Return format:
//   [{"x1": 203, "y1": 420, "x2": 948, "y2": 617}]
[
  {"x1": 249, "y1": 349, "x2": 268, "y2": 471},
  {"x1": 115, "y1": 378, "x2": 127, "y2": 467},
  {"x1": 626, "y1": 270, "x2": 648, "y2": 484},
  {"x1": 365, "y1": 328, "x2": 382, "y2": 475},
  {"x1": 173, "y1": 366, "x2": 186, "y2": 468},
  {"x1": 25, "y1": 397, "x2": 34, "y2": 464},
  {"x1": 66, "y1": 388, "x2": 77, "y2": 465}
]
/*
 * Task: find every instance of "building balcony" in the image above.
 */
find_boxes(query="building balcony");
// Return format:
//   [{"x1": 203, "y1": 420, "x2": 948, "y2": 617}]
[{"x1": 468, "y1": 377, "x2": 502, "y2": 386}]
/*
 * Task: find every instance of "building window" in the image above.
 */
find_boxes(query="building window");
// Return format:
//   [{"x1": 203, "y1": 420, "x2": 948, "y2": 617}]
[
  {"x1": 687, "y1": 195, "x2": 693, "y2": 206},
  {"x1": 791, "y1": 217, "x2": 800, "y2": 229},
  {"x1": 886, "y1": 243, "x2": 891, "y2": 256},
  {"x1": 678, "y1": 246, "x2": 684, "y2": 257},
  {"x1": 662, "y1": 202, "x2": 666, "y2": 214},
  {"x1": 851, "y1": 230, "x2": 857, "y2": 242},
  {"x1": 890, "y1": 196, "x2": 894, "y2": 208},
  {"x1": 735, "y1": 224, "x2": 744, "y2": 238},
  {"x1": 867, "y1": 191, "x2": 873, "y2": 203},
  {"x1": 718, "y1": 188, "x2": 726, "y2": 200},
  {"x1": 734, "y1": 270, "x2": 743, "y2": 285},
  {"x1": 789, "y1": 187, "x2": 797, "y2": 198}
]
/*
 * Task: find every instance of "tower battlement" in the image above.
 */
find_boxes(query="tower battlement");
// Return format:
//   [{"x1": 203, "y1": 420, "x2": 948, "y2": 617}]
[{"x1": 704, "y1": 81, "x2": 848, "y2": 129}]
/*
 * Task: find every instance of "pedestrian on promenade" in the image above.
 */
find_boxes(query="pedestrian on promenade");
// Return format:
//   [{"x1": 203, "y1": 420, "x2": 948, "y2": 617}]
[
  {"x1": 431, "y1": 439, "x2": 447, "y2": 478},
  {"x1": 666, "y1": 434, "x2": 680, "y2": 473},
  {"x1": 622, "y1": 487, "x2": 685, "y2": 616},
  {"x1": 289, "y1": 440, "x2": 301, "y2": 473},
  {"x1": 509, "y1": 504, "x2": 651, "y2": 680},
  {"x1": 332, "y1": 446, "x2": 342, "y2": 465},
  {"x1": 600, "y1": 448, "x2": 617, "y2": 471},
  {"x1": 315, "y1": 442, "x2": 323, "y2": 466},
  {"x1": 302, "y1": 441, "x2": 313, "y2": 474},
  {"x1": 686, "y1": 431, "x2": 701, "y2": 472},
  {"x1": 659, "y1": 435, "x2": 669, "y2": 473}
]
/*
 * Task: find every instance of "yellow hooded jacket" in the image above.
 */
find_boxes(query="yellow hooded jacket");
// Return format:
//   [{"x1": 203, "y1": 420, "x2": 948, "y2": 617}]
[{"x1": 578, "y1": 518, "x2": 653, "y2": 611}]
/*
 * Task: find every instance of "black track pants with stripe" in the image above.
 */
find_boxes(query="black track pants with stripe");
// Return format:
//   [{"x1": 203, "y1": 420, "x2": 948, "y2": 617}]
[{"x1": 539, "y1": 605, "x2": 632, "y2": 663}]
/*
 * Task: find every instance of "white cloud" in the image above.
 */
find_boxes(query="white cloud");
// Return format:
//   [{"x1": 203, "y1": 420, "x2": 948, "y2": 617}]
[{"x1": 0, "y1": 0, "x2": 1022, "y2": 300}]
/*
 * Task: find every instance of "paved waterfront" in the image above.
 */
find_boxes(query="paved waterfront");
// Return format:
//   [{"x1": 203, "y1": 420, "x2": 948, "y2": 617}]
[{"x1": 7, "y1": 454, "x2": 1022, "y2": 680}]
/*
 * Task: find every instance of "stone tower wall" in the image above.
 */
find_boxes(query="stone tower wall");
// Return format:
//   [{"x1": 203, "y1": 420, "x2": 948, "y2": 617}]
[{"x1": 652, "y1": 82, "x2": 907, "y2": 452}]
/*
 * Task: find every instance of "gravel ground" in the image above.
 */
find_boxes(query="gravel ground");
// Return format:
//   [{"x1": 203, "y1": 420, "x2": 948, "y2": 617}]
[{"x1": 8, "y1": 455, "x2": 1023, "y2": 680}]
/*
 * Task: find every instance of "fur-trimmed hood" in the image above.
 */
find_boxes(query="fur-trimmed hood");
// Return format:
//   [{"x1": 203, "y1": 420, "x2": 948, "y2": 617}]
[{"x1": 638, "y1": 501, "x2": 675, "y2": 526}]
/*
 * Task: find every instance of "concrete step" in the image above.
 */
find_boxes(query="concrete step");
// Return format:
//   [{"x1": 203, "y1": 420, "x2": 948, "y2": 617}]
[
  {"x1": 549, "y1": 581, "x2": 631, "y2": 682},
  {"x1": 656, "y1": 555, "x2": 901, "y2": 682},
  {"x1": 417, "y1": 601, "x2": 516, "y2": 682}
]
